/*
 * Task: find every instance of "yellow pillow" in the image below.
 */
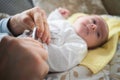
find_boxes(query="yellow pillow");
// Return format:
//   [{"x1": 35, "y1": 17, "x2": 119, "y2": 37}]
[{"x1": 68, "y1": 13, "x2": 120, "y2": 74}]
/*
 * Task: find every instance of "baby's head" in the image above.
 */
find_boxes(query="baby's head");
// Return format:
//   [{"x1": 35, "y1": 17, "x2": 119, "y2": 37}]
[{"x1": 73, "y1": 15, "x2": 109, "y2": 49}]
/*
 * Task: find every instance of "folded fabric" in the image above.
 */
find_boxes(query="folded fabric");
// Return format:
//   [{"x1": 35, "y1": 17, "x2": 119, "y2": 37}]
[{"x1": 68, "y1": 13, "x2": 120, "y2": 74}]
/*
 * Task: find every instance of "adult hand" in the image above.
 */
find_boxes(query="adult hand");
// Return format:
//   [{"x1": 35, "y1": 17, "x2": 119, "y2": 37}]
[
  {"x1": 9, "y1": 7, "x2": 51, "y2": 44},
  {"x1": 0, "y1": 36, "x2": 49, "y2": 80}
]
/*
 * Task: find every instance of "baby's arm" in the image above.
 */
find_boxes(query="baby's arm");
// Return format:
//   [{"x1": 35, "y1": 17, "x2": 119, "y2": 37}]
[{"x1": 47, "y1": 8, "x2": 70, "y2": 21}]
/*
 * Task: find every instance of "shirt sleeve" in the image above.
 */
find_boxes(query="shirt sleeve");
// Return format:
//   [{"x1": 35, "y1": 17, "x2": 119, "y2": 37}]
[
  {"x1": 0, "y1": 17, "x2": 12, "y2": 41},
  {"x1": 0, "y1": 17, "x2": 11, "y2": 34},
  {"x1": 47, "y1": 8, "x2": 65, "y2": 21}
]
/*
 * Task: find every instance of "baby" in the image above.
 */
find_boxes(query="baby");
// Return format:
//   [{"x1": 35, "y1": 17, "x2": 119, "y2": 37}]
[
  {"x1": 23, "y1": 8, "x2": 109, "y2": 72},
  {"x1": 73, "y1": 14, "x2": 109, "y2": 49},
  {"x1": 60, "y1": 8, "x2": 109, "y2": 49}
]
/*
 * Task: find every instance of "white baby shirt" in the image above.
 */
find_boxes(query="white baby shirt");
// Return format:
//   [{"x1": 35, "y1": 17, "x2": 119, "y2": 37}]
[{"x1": 41, "y1": 9, "x2": 88, "y2": 72}]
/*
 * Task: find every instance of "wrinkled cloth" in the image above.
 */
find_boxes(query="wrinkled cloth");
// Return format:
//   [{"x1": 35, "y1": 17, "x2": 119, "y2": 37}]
[{"x1": 21, "y1": 9, "x2": 88, "y2": 72}]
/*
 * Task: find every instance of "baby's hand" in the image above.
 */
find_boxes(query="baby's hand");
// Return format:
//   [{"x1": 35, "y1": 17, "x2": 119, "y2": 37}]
[{"x1": 58, "y1": 8, "x2": 70, "y2": 18}]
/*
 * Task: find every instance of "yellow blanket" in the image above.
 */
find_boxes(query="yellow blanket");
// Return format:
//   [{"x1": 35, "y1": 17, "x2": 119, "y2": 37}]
[{"x1": 68, "y1": 13, "x2": 120, "y2": 74}]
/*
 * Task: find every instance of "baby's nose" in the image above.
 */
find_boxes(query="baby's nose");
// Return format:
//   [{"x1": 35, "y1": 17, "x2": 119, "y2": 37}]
[{"x1": 90, "y1": 24, "x2": 97, "y2": 31}]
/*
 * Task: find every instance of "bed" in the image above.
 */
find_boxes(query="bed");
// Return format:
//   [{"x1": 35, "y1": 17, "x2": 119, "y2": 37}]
[
  {"x1": 45, "y1": 41, "x2": 120, "y2": 80},
  {"x1": 32, "y1": 0, "x2": 120, "y2": 80},
  {"x1": 44, "y1": 14, "x2": 120, "y2": 80}
]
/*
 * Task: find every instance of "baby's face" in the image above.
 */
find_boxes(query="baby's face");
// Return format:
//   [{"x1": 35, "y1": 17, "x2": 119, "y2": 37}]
[{"x1": 73, "y1": 15, "x2": 108, "y2": 48}]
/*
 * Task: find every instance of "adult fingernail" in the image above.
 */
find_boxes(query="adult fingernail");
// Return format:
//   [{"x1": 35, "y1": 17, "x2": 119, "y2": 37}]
[
  {"x1": 48, "y1": 38, "x2": 51, "y2": 43},
  {"x1": 44, "y1": 37, "x2": 47, "y2": 43},
  {"x1": 40, "y1": 33, "x2": 43, "y2": 38}
]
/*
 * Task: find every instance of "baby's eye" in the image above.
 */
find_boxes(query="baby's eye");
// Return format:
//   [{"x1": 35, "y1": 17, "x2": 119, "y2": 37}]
[
  {"x1": 92, "y1": 19, "x2": 96, "y2": 24},
  {"x1": 97, "y1": 32, "x2": 100, "y2": 38}
]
